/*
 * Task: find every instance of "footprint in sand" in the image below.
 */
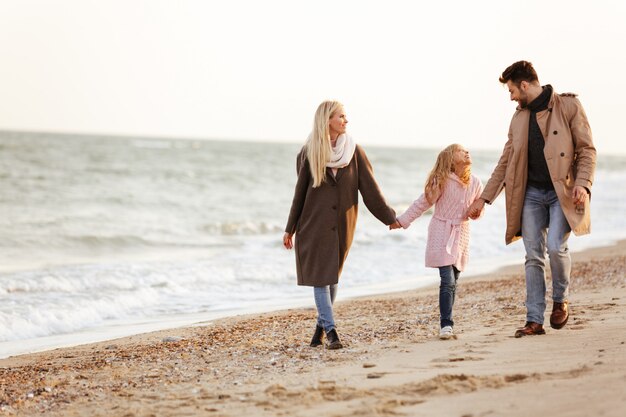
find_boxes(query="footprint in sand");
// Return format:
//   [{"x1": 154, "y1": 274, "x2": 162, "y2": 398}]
[
  {"x1": 581, "y1": 303, "x2": 617, "y2": 312},
  {"x1": 569, "y1": 317, "x2": 588, "y2": 330},
  {"x1": 450, "y1": 344, "x2": 493, "y2": 356},
  {"x1": 465, "y1": 349, "x2": 493, "y2": 355},
  {"x1": 431, "y1": 356, "x2": 485, "y2": 363}
]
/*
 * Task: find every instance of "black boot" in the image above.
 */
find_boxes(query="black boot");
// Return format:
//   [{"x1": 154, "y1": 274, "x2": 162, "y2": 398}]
[
  {"x1": 326, "y1": 329, "x2": 343, "y2": 350},
  {"x1": 310, "y1": 325, "x2": 324, "y2": 347}
]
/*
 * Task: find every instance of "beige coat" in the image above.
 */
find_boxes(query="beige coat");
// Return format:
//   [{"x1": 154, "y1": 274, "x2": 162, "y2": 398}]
[
  {"x1": 481, "y1": 91, "x2": 597, "y2": 244},
  {"x1": 285, "y1": 145, "x2": 396, "y2": 287}
]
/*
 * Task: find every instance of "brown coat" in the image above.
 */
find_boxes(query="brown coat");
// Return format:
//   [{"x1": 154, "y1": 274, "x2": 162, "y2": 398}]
[
  {"x1": 285, "y1": 145, "x2": 397, "y2": 287},
  {"x1": 481, "y1": 90, "x2": 597, "y2": 244}
]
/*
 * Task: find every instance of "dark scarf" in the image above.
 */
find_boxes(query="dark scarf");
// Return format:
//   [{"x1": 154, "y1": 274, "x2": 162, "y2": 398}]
[{"x1": 526, "y1": 85, "x2": 553, "y2": 190}]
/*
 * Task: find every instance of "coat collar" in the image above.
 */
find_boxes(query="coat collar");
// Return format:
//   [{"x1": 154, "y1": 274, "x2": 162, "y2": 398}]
[
  {"x1": 448, "y1": 172, "x2": 467, "y2": 186},
  {"x1": 515, "y1": 85, "x2": 556, "y2": 112},
  {"x1": 326, "y1": 150, "x2": 355, "y2": 183},
  {"x1": 326, "y1": 166, "x2": 347, "y2": 183}
]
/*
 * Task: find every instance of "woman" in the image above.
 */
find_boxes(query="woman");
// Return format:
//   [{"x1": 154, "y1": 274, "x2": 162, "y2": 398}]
[{"x1": 283, "y1": 100, "x2": 398, "y2": 349}]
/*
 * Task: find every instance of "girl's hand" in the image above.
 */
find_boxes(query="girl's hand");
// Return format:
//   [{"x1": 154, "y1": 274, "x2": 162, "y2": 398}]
[{"x1": 283, "y1": 233, "x2": 294, "y2": 249}]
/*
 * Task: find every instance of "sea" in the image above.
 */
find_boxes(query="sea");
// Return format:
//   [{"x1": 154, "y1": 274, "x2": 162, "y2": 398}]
[{"x1": 1, "y1": 131, "x2": 625, "y2": 358}]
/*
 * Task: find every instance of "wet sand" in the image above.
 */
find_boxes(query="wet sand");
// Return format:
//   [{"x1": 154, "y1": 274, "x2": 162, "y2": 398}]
[{"x1": 1, "y1": 241, "x2": 625, "y2": 416}]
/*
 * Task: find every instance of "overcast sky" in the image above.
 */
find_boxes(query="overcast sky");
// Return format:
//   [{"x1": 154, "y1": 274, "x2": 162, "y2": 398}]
[{"x1": 1, "y1": 1, "x2": 624, "y2": 154}]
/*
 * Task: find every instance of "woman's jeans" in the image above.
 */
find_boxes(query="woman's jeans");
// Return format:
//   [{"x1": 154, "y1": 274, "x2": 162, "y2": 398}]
[
  {"x1": 439, "y1": 265, "x2": 460, "y2": 328},
  {"x1": 314, "y1": 284, "x2": 338, "y2": 332},
  {"x1": 521, "y1": 186, "x2": 572, "y2": 325}
]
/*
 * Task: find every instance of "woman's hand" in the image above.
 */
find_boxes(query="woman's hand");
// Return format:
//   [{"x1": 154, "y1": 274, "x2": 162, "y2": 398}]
[
  {"x1": 283, "y1": 232, "x2": 294, "y2": 249},
  {"x1": 389, "y1": 220, "x2": 402, "y2": 230}
]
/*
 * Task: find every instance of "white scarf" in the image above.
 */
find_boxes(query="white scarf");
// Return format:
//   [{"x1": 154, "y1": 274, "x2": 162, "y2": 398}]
[{"x1": 326, "y1": 133, "x2": 356, "y2": 169}]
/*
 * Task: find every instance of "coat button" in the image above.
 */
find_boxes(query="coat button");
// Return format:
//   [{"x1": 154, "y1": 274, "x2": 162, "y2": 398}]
[
  {"x1": 331, "y1": 227, "x2": 336, "y2": 231},
  {"x1": 560, "y1": 152, "x2": 565, "y2": 157},
  {"x1": 332, "y1": 205, "x2": 337, "y2": 210},
  {"x1": 553, "y1": 130, "x2": 558, "y2": 135}
]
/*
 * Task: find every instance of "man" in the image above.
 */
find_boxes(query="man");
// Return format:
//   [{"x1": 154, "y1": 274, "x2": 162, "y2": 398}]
[{"x1": 469, "y1": 60, "x2": 596, "y2": 337}]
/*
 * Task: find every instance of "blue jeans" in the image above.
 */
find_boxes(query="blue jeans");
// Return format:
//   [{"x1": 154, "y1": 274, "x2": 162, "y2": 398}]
[
  {"x1": 314, "y1": 284, "x2": 338, "y2": 332},
  {"x1": 521, "y1": 186, "x2": 572, "y2": 325},
  {"x1": 439, "y1": 265, "x2": 460, "y2": 328}
]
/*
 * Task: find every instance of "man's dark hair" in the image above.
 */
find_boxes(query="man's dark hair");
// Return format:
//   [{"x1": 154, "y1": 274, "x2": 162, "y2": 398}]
[{"x1": 499, "y1": 60, "x2": 539, "y2": 85}]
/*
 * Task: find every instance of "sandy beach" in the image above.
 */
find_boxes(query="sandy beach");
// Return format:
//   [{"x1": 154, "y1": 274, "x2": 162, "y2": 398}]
[{"x1": 1, "y1": 241, "x2": 625, "y2": 417}]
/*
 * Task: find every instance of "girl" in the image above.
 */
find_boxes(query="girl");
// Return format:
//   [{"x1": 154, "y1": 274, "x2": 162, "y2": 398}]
[
  {"x1": 391, "y1": 144, "x2": 483, "y2": 339},
  {"x1": 284, "y1": 100, "x2": 398, "y2": 349}
]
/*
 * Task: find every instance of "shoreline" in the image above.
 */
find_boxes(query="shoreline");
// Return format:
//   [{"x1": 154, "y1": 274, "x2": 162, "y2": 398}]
[
  {"x1": 1, "y1": 240, "x2": 624, "y2": 416},
  {"x1": 1, "y1": 238, "x2": 623, "y2": 360}
]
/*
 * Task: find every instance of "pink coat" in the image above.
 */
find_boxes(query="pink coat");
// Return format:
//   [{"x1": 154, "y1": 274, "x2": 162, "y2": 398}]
[{"x1": 397, "y1": 173, "x2": 483, "y2": 271}]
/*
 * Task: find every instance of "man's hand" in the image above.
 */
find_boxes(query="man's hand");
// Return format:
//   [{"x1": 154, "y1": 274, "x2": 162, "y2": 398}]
[
  {"x1": 468, "y1": 198, "x2": 486, "y2": 219},
  {"x1": 572, "y1": 185, "x2": 589, "y2": 205},
  {"x1": 283, "y1": 232, "x2": 294, "y2": 249}
]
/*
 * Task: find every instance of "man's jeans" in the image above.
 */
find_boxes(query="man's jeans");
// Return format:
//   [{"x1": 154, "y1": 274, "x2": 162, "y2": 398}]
[
  {"x1": 439, "y1": 265, "x2": 460, "y2": 328},
  {"x1": 521, "y1": 186, "x2": 572, "y2": 325},
  {"x1": 314, "y1": 284, "x2": 338, "y2": 332}
]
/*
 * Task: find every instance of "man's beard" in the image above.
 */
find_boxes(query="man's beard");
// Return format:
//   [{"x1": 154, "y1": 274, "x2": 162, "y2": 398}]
[{"x1": 518, "y1": 94, "x2": 529, "y2": 108}]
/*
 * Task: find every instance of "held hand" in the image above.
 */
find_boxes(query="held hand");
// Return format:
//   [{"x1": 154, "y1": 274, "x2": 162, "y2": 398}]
[
  {"x1": 468, "y1": 208, "x2": 481, "y2": 220},
  {"x1": 572, "y1": 185, "x2": 589, "y2": 205},
  {"x1": 468, "y1": 199, "x2": 485, "y2": 219},
  {"x1": 389, "y1": 220, "x2": 402, "y2": 230},
  {"x1": 283, "y1": 232, "x2": 294, "y2": 249}
]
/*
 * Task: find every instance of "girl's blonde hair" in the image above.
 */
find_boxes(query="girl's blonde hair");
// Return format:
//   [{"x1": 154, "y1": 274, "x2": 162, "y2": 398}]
[
  {"x1": 424, "y1": 144, "x2": 471, "y2": 204},
  {"x1": 305, "y1": 100, "x2": 344, "y2": 188}
]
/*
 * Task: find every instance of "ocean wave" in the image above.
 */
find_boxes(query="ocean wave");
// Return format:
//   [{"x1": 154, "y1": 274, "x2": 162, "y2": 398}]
[
  {"x1": 201, "y1": 221, "x2": 283, "y2": 236},
  {"x1": 0, "y1": 257, "x2": 297, "y2": 342},
  {"x1": 68, "y1": 235, "x2": 158, "y2": 247},
  {"x1": 0, "y1": 287, "x2": 162, "y2": 342},
  {"x1": 64, "y1": 234, "x2": 220, "y2": 249},
  {"x1": 0, "y1": 265, "x2": 167, "y2": 294},
  {"x1": 0, "y1": 257, "x2": 244, "y2": 295}
]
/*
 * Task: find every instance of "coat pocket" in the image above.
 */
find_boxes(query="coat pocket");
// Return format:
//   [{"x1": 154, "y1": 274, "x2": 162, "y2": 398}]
[{"x1": 553, "y1": 152, "x2": 573, "y2": 181}]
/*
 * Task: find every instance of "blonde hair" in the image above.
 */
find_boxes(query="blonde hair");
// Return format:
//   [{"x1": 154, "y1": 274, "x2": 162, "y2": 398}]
[
  {"x1": 424, "y1": 144, "x2": 471, "y2": 204},
  {"x1": 305, "y1": 100, "x2": 344, "y2": 188}
]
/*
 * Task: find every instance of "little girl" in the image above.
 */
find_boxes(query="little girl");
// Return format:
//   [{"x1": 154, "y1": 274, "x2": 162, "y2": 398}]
[{"x1": 391, "y1": 144, "x2": 483, "y2": 340}]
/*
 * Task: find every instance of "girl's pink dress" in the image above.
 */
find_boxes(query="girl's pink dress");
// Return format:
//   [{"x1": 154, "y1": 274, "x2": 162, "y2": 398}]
[{"x1": 397, "y1": 173, "x2": 483, "y2": 272}]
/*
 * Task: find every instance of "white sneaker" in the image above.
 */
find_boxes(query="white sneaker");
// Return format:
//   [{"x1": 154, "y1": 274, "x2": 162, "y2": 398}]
[{"x1": 439, "y1": 326, "x2": 453, "y2": 340}]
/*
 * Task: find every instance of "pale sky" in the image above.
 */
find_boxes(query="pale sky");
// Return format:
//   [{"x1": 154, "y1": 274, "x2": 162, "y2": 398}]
[{"x1": 1, "y1": 0, "x2": 625, "y2": 154}]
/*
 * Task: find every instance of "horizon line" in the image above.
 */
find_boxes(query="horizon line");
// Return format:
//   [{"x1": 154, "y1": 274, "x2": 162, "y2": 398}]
[{"x1": 1, "y1": 128, "x2": 622, "y2": 156}]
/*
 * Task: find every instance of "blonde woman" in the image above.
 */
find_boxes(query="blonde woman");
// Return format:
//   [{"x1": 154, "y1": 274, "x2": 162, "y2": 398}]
[
  {"x1": 391, "y1": 144, "x2": 483, "y2": 340},
  {"x1": 284, "y1": 100, "x2": 398, "y2": 349}
]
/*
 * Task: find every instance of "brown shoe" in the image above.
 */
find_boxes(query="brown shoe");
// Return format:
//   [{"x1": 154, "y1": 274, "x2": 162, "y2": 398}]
[
  {"x1": 550, "y1": 301, "x2": 569, "y2": 329},
  {"x1": 514, "y1": 322, "x2": 546, "y2": 338}
]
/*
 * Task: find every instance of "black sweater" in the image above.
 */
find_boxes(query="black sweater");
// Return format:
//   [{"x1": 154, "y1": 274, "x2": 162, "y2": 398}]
[{"x1": 526, "y1": 85, "x2": 554, "y2": 190}]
